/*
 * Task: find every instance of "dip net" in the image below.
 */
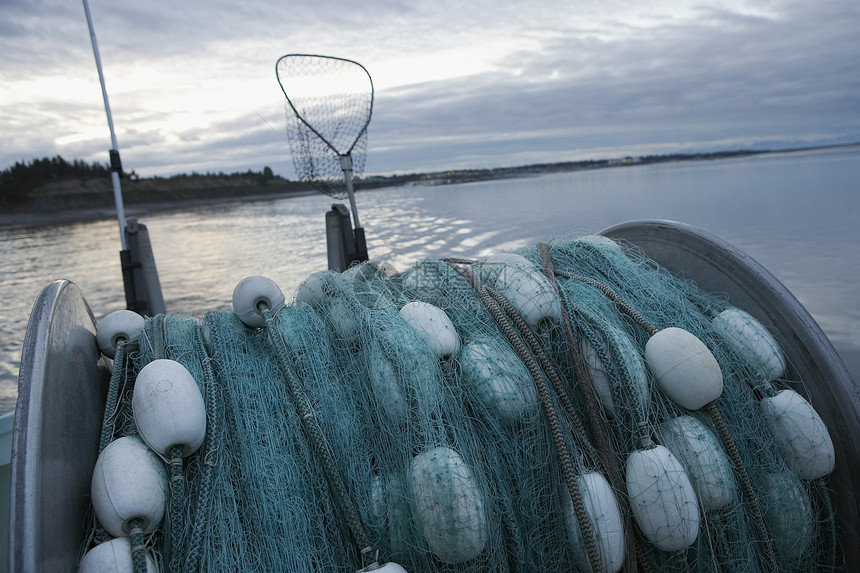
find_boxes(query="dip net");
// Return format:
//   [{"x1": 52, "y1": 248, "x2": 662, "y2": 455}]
[
  {"x1": 87, "y1": 233, "x2": 838, "y2": 572},
  {"x1": 276, "y1": 54, "x2": 373, "y2": 200}
]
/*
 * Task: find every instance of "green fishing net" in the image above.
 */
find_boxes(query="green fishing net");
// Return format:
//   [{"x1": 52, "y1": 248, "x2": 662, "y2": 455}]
[{"x1": 86, "y1": 234, "x2": 837, "y2": 573}]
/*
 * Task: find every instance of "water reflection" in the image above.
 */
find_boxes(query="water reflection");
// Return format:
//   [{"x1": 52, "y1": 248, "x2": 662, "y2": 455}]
[{"x1": 1, "y1": 146, "x2": 858, "y2": 413}]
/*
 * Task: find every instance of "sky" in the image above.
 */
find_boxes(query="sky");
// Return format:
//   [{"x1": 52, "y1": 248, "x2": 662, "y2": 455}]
[{"x1": 1, "y1": 0, "x2": 858, "y2": 179}]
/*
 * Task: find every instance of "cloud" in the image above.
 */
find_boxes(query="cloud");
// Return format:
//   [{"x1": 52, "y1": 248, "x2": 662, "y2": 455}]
[{"x1": 1, "y1": 0, "x2": 858, "y2": 177}]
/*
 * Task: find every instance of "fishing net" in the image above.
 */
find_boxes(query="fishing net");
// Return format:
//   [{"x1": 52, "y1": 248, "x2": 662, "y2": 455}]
[
  {"x1": 276, "y1": 54, "x2": 373, "y2": 200},
  {"x1": 85, "y1": 233, "x2": 838, "y2": 573}
]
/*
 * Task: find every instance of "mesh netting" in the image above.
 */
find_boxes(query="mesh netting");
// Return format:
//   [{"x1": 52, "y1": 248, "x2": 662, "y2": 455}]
[
  {"x1": 85, "y1": 233, "x2": 838, "y2": 572},
  {"x1": 276, "y1": 54, "x2": 373, "y2": 199}
]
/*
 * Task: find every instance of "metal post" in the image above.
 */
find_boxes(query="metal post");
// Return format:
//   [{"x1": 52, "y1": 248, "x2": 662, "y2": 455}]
[
  {"x1": 82, "y1": 0, "x2": 127, "y2": 250},
  {"x1": 339, "y1": 154, "x2": 361, "y2": 229}
]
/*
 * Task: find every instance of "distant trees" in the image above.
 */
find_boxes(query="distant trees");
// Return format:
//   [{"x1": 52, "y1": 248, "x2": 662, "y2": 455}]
[
  {"x1": 1, "y1": 156, "x2": 113, "y2": 207},
  {"x1": 1, "y1": 156, "x2": 110, "y2": 184}
]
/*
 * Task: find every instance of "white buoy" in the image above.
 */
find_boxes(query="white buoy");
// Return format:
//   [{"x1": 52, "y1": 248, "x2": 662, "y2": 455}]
[
  {"x1": 232, "y1": 275, "x2": 286, "y2": 328},
  {"x1": 712, "y1": 307, "x2": 786, "y2": 381},
  {"x1": 369, "y1": 473, "x2": 387, "y2": 528},
  {"x1": 295, "y1": 272, "x2": 334, "y2": 309},
  {"x1": 408, "y1": 446, "x2": 489, "y2": 563},
  {"x1": 96, "y1": 310, "x2": 145, "y2": 359},
  {"x1": 133, "y1": 359, "x2": 206, "y2": 458},
  {"x1": 399, "y1": 301, "x2": 461, "y2": 358},
  {"x1": 91, "y1": 436, "x2": 167, "y2": 538},
  {"x1": 760, "y1": 389, "x2": 835, "y2": 480},
  {"x1": 645, "y1": 327, "x2": 723, "y2": 410},
  {"x1": 762, "y1": 471, "x2": 814, "y2": 564},
  {"x1": 367, "y1": 563, "x2": 409, "y2": 573},
  {"x1": 580, "y1": 326, "x2": 649, "y2": 417},
  {"x1": 625, "y1": 445, "x2": 700, "y2": 552},
  {"x1": 658, "y1": 415, "x2": 737, "y2": 511},
  {"x1": 79, "y1": 536, "x2": 158, "y2": 573},
  {"x1": 403, "y1": 264, "x2": 449, "y2": 304},
  {"x1": 484, "y1": 251, "x2": 534, "y2": 267},
  {"x1": 368, "y1": 349, "x2": 409, "y2": 423},
  {"x1": 485, "y1": 257, "x2": 562, "y2": 331},
  {"x1": 327, "y1": 299, "x2": 360, "y2": 342},
  {"x1": 564, "y1": 471, "x2": 626, "y2": 573},
  {"x1": 575, "y1": 234, "x2": 625, "y2": 254},
  {"x1": 459, "y1": 340, "x2": 538, "y2": 423},
  {"x1": 343, "y1": 259, "x2": 398, "y2": 281}
]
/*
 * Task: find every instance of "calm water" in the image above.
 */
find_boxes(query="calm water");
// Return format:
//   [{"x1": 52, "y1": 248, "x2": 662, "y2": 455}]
[{"x1": 1, "y1": 146, "x2": 858, "y2": 415}]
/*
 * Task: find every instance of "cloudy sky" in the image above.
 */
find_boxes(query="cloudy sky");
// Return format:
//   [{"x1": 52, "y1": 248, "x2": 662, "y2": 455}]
[{"x1": 2, "y1": 0, "x2": 858, "y2": 178}]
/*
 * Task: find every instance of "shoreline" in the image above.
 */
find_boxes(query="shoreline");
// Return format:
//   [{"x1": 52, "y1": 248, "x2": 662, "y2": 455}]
[
  {"x1": 3, "y1": 142, "x2": 857, "y2": 230},
  {"x1": 0, "y1": 189, "x2": 320, "y2": 230}
]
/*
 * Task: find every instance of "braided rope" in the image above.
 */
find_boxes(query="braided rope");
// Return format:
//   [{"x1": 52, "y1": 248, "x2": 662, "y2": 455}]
[
  {"x1": 450, "y1": 263, "x2": 604, "y2": 573},
  {"x1": 483, "y1": 287, "x2": 598, "y2": 460},
  {"x1": 556, "y1": 270, "x2": 658, "y2": 336},
  {"x1": 703, "y1": 402, "x2": 779, "y2": 573},
  {"x1": 168, "y1": 445, "x2": 184, "y2": 573},
  {"x1": 538, "y1": 244, "x2": 642, "y2": 573},
  {"x1": 129, "y1": 518, "x2": 149, "y2": 573},
  {"x1": 92, "y1": 343, "x2": 128, "y2": 543},
  {"x1": 99, "y1": 344, "x2": 125, "y2": 455},
  {"x1": 260, "y1": 304, "x2": 375, "y2": 568},
  {"x1": 558, "y1": 261, "x2": 783, "y2": 571},
  {"x1": 563, "y1": 296, "x2": 650, "y2": 447},
  {"x1": 184, "y1": 321, "x2": 221, "y2": 572}
]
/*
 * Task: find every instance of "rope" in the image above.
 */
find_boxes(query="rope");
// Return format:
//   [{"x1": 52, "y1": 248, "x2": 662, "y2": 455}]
[
  {"x1": 702, "y1": 401, "x2": 779, "y2": 573},
  {"x1": 92, "y1": 343, "x2": 127, "y2": 543},
  {"x1": 168, "y1": 445, "x2": 184, "y2": 573},
  {"x1": 484, "y1": 287, "x2": 598, "y2": 461},
  {"x1": 538, "y1": 243, "x2": 641, "y2": 573},
  {"x1": 129, "y1": 518, "x2": 149, "y2": 573},
  {"x1": 563, "y1": 296, "x2": 650, "y2": 447},
  {"x1": 260, "y1": 303, "x2": 376, "y2": 569},
  {"x1": 449, "y1": 263, "x2": 604, "y2": 573},
  {"x1": 557, "y1": 260, "x2": 781, "y2": 571},
  {"x1": 555, "y1": 270, "x2": 658, "y2": 336},
  {"x1": 99, "y1": 344, "x2": 125, "y2": 454},
  {"x1": 184, "y1": 321, "x2": 222, "y2": 572}
]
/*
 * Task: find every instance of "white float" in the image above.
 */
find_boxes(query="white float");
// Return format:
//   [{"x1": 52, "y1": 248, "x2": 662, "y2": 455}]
[
  {"x1": 760, "y1": 388, "x2": 835, "y2": 480},
  {"x1": 79, "y1": 536, "x2": 158, "y2": 573},
  {"x1": 459, "y1": 339, "x2": 538, "y2": 423},
  {"x1": 485, "y1": 255, "x2": 562, "y2": 331},
  {"x1": 484, "y1": 252, "x2": 534, "y2": 267},
  {"x1": 365, "y1": 563, "x2": 409, "y2": 573},
  {"x1": 133, "y1": 359, "x2": 206, "y2": 458},
  {"x1": 408, "y1": 446, "x2": 489, "y2": 563},
  {"x1": 625, "y1": 445, "x2": 700, "y2": 552},
  {"x1": 574, "y1": 234, "x2": 625, "y2": 254},
  {"x1": 403, "y1": 264, "x2": 449, "y2": 303},
  {"x1": 96, "y1": 310, "x2": 145, "y2": 359},
  {"x1": 91, "y1": 436, "x2": 168, "y2": 538},
  {"x1": 564, "y1": 471, "x2": 626, "y2": 573},
  {"x1": 580, "y1": 326, "x2": 649, "y2": 417},
  {"x1": 762, "y1": 471, "x2": 814, "y2": 564},
  {"x1": 343, "y1": 260, "x2": 398, "y2": 281},
  {"x1": 645, "y1": 327, "x2": 723, "y2": 410},
  {"x1": 295, "y1": 272, "x2": 335, "y2": 309},
  {"x1": 658, "y1": 415, "x2": 737, "y2": 511},
  {"x1": 399, "y1": 301, "x2": 461, "y2": 358},
  {"x1": 232, "y1": 275, "x2": 286, "y2": 328},
  {"x1": 712, "y1": 307, "x2": 786, "y2": 381},
  {"x1": 326, "y1": 299, "x2": 360, "y2": 342},
  {"x1": 368, "y1": 349, "x2": 409, "y2": 424}
]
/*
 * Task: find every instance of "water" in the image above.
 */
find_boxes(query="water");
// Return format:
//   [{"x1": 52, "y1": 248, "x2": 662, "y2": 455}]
[{"x1": 1, "y1": 146, "x2": 858, "y2": 415}]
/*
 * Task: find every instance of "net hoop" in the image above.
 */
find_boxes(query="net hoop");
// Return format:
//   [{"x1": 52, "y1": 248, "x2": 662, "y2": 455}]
[{"x1": 276, "y1": 53, "x2": 374, "y2": 159}]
